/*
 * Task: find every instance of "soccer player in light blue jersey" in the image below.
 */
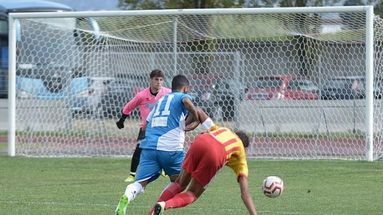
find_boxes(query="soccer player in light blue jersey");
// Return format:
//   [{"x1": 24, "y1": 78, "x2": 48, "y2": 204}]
[{"x1": 115, "y1": 75, "x2": 199, "y2": 215}]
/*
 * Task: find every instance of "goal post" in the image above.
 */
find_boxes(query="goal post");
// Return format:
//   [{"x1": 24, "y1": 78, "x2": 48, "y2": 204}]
[
  {"x1": 365, "y1": 6, "x2": 374, "y2": 161},
  {"x1": 8, "y1": 6, "x2": 382, "y2": 160}
]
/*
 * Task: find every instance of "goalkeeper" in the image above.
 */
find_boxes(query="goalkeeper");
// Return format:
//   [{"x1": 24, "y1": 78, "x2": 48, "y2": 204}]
[
  {"x1": 150, "y1": 109, "x2": 257, "y2": 215},
  {"x1": 116, "y1": 69, "x2": 171, "y2": 183}
]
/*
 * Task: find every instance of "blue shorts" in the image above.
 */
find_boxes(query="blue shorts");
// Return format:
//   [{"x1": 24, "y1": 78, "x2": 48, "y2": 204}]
[{"x1": 135, "y1": 149, "x2": 185, "y2": 183}]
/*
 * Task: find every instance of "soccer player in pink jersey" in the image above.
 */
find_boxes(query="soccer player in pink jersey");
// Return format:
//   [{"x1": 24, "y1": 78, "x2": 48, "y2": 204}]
[{"x1": 116, "y1": 69, "x2": 171, "y2": 182}]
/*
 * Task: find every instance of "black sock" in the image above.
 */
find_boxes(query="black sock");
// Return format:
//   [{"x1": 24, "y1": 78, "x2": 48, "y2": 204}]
[{"x1": 130, "y1": 143, "x2": 142, "y2": 174}]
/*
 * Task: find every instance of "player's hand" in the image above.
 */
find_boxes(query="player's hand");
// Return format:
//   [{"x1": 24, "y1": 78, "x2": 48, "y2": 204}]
[
  {"x1": 116, "y1": 119, "x2": 125, "y2": 129},
  {"x1": 184, "y1": 120, "x2": 199, "y2": 131}
]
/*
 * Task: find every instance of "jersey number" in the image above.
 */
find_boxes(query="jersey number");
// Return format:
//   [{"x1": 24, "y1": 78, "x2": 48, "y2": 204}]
[{"x1": 151, "y1": 95, "x2": 174, "y2": 127}]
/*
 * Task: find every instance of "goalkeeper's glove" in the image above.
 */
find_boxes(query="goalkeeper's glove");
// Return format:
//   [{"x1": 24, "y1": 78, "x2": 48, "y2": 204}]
[{"x1": 116, "y1": 114, "x2": 128, "y2": 129}]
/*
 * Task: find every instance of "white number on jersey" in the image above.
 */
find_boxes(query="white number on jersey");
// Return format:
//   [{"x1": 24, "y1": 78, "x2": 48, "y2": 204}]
[{"x1": 151, "y1": 94, "x2": 174, "y2": 127}]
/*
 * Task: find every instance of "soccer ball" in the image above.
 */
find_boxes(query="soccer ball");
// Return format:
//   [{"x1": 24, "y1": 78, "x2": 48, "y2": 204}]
[{"x1": 262, "y1": 176, "x2": 284, "y2": 198}]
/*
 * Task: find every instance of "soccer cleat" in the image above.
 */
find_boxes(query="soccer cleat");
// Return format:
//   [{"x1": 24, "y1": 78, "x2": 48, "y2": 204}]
[
  {"x1": 115, "y1": 194, "x2": 129, "y2": 215},
  {"x1": 153, "y1": 201, "x2": 165, "y2": 215},
  {"x1": 160, "y1": 170, "x2": 167, "y2": 178},
  {"x1": 124, "y1": 175, "x2": 135, "y2": 183}
]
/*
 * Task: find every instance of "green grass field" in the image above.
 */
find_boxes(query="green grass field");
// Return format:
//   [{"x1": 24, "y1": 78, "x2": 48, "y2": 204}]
[{"x1": 0, "y1": 156, "x2": 382, "y2": 215}]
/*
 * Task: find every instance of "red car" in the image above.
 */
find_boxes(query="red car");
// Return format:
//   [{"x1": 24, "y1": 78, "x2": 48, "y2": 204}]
[{"x1": 247, "y1": 76, "x2": 319, "y2": 100}]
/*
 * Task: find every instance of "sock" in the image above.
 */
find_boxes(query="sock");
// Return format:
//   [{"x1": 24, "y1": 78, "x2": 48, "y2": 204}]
[
  {"x1": 130, "y1": 144, "x2": 142, "y2": 173},
  {"x1": 165, "y1": 191, "x2": 197, "y2": 209},
  {"x1": 158, "y1": 182, "x2": 184, "y2": 202},
  {"x1": 147, "y1": 183, "x2": 184, "y2": 215},
  {"x1": 124, "y1": 182, "x2": 144, "y2": 202}
]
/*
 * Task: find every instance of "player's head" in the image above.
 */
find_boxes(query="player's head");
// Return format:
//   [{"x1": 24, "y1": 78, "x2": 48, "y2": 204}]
[
  {"x1": 172, "y1": 75, "x2": 190, "y2": 93},
  {"x1": 149, "y1": 69, "x2": 165, "y2": 91},
  {"x1": 235, "y1": 131, "x2": 250, "y2": 148}
]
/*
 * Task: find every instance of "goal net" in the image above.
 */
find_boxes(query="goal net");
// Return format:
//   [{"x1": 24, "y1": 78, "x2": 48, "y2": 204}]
[{"x1": 8, "y1": 7, "x2": 383, "y2": 160}]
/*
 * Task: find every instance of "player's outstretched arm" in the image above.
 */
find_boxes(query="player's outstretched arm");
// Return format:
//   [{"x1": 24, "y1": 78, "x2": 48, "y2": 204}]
[
  {"x1": 116, "y1": 93, "x2": 142, "y2": 129},
  {"x1": 238, "y1": 175, "x2": 257, "y2": 215},
  {"x1": 182, "y1": 98, "x2": 199, "y2": 131}
]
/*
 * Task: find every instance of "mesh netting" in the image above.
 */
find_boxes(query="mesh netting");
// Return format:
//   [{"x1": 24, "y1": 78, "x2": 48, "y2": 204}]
[{"x1": 11, "y1": 9, "x2": 383, "y2": 159}]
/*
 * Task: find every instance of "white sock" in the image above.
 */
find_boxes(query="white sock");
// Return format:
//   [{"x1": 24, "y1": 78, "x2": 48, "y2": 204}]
[
  {"x1": 124, "y1": 182, "x2": 144, "y2": 202},
  {"x1": 202, "y1": 118, "x2": 215, "y2": 130}
]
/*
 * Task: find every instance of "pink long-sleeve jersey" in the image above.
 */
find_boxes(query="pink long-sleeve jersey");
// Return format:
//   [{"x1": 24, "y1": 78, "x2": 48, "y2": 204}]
[{"x1": 122, "y1": 87, "x2": 172, "y2": 128}]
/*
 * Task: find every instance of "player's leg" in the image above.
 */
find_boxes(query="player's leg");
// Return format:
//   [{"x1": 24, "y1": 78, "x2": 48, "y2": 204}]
[
  {"x1": 125, "y1": 128, "x2": 145, "y2": 182},
  {"x1": 155, "y1": 170, "x2": 206, "y2": 213},
  {"x1": 125, "y1": 143, "x2": 141, "y2": 182},
  {"x1": 157, "y1": 170, "x2": 191, "y2": 202},
  {"x1": 153, "y1": 179, "x2": 204, "y2": 215},
  {"x1": 147, "y1": 155, "x2": 190, "y2": 215},
  {"x1": 153, "y1": 135, "x2": 224, "y2": 214},
  {"x1": 159, "y1": 150, "x2": 185, "y2": 181},
  {"x1": 116, "y1": 149, "x2": 161, "y2": 215},
  {"x1": 116, "y1": 181, "x2": 144, "y2": 215},
  {"x1": 147, "y1": 150, "x2": 185, "y2": 215},
  {"x1": 146, "y1": 170, "x2": 190, "y2": 215}
]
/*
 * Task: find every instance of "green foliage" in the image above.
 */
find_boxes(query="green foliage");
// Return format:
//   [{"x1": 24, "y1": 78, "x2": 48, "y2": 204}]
[
  {"x1": 344, "y1": 0, "x2": 383, "y2": 19},
  {"x1": 0, "y1": 156, "x2": 382, "y2": 214},
  {"x1": 118, "y1": 0, "x2": 244, "y2": 9},
  {"x1": 118, "y1": 0, "x2": 345, "y2": 9},
  {"x1": 374, "y1": 1, "x2": 383, "y2": 18}
]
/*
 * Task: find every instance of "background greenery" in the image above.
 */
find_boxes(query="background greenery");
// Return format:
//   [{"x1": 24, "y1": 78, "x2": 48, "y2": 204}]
[
  {"x1": 117, "y1": 0, "x2": 383, "y2": 18},
  {"x1": 0, "y1": 156, "x2": 382, "y2": 215}
]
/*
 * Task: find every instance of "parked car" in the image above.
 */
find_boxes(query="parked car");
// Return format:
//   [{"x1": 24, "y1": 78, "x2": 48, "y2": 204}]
[
  {"x1": 247, "y1": 76, "x2": 319, "y2": 100},
  {"x1": 320, "y1": 76, "x2": 383, "y2": 100},
  {"x1": 188, "y1": 74, "x2": 247, "y2": 121},
  {"x1": 204, "y1": 79, "x2": 247, "y2": 121},
  {"x1": 188, "y1": 74, "x2": 222, "y2": 119},
  {"x1": 188, "y1": 74, "x2": 219, "y2": 109},
  {"x1": 320, "y1": 76, "x2": 363, "y2": 100},
  {"x1": 101, "y1": 74, "x2": 147, "y2": 118}
]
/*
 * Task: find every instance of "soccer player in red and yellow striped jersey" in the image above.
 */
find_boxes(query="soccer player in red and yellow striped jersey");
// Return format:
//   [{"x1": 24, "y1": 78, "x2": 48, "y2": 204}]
[{"x1": 149, "y1": 108, "x2": 257, "y2": 215}]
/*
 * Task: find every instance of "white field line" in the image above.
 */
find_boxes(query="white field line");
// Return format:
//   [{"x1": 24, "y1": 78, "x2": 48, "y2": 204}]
[{"x1": 0, "y1": 200, "x2": 356, "y2": 215}]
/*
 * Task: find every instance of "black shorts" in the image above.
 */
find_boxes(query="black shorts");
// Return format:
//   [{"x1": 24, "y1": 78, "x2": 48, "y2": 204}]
[{"x1": 137, "y1": 128, "x2": 145, "y2": 141}]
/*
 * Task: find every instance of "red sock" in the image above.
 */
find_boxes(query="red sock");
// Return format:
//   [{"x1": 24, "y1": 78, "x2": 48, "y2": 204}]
[
  {"x1": 147, "y1": 183, "x2": 184, "y2": 215},
  {"x1": 158, "y1": 182, "x2": 184, "y2": 202},
  {"x1": 165, "y1": 191, "x2": 197, "y2": 209}
]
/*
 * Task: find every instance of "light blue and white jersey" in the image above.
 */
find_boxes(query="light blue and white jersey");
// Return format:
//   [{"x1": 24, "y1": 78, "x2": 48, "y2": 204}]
[{"x1": 141, "y1": 92, "x2": 192, "y2": 151}]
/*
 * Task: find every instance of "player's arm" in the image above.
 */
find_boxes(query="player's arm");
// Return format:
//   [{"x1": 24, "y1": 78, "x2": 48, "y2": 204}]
[
  {"x1": 185, "y1": 107, "x2": 216, "y2": 131},
  {"x1": 238, "y1": 175, "x2": 257, "y2": 215},
  {"x1": 116, "y1": 95, "x2": 141, "y2": 129},
  {"x1": 182, "y1": 97, "x2": 199, "y2": 131}
]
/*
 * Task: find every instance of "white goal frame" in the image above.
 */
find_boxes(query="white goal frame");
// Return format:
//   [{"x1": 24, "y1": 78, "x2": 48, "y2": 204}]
[{"x1": 7, "y1": 6, "x2": 375, "y2": 160}]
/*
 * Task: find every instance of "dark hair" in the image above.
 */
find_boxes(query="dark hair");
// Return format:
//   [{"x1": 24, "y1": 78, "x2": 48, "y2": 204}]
[
  {"x1": 235, "y1": 131, "x2": 250, "y2": 148},
  {"x1": 150, "y1": 69, "x2": 165, "y2": 79},
  {"x1": 172, "y1": 75, "x2": 189, "y2": 91}
]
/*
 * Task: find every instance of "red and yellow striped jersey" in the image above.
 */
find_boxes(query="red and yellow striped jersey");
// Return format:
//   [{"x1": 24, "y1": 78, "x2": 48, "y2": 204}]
[{"x1": 208, "y1": 126, "x2": 248, "y2": 179}]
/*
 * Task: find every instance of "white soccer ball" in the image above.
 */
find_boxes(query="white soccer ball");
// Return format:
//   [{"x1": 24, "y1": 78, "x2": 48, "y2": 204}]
[{"x1": 262, "y1": 176, "x2": 284, "y2": 198}]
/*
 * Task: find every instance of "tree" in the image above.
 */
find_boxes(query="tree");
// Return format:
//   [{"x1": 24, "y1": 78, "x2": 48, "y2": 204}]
[
  {"x1": 118, "y1": 0, "x2": 245, "y2": 10},
  {"x1": 375, "y1": 2, "x2": 383, "y2": 18},
  {"x1": 120, "y1": 0, "x2": 383, "y2": 10},
  {"x1": 343, "y1": 0, "x2": 383, "y2": 18}
]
